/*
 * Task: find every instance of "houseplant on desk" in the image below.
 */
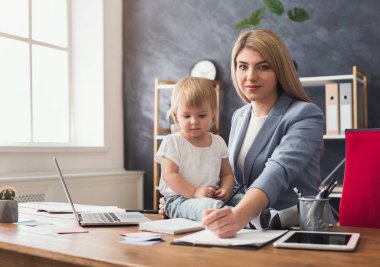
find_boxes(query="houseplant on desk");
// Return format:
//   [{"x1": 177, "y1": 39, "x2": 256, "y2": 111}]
[{"x1": 0, "y1": 186, "x2": 18, "y2": 223}]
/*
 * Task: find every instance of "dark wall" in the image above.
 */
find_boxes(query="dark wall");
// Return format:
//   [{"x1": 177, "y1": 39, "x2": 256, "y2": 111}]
[{"x1": 123, "y1": 0, "x2": 380, "y2": 208}]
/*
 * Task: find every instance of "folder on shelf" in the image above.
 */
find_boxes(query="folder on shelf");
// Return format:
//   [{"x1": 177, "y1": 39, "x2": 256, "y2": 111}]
[
  {"x1": 339, "y1": 83, "x2": 353, "y2": 134},
  {"x1": 325, "y1": 83, "x2": 340, "y2": 135}
]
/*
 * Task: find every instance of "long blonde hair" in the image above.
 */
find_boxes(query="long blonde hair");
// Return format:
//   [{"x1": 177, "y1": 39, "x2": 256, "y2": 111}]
[{"x1": 231, "y1": 29, "x2": 310, "y2": 103}]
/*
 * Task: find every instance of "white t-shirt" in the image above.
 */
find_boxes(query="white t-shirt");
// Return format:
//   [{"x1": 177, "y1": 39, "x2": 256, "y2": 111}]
[
  {"x1": 237, "y1": 112, "x2": 268, "y2": 173},
  {"x1": 155, "y1": 132, "x2": 229, "y2": 196}
]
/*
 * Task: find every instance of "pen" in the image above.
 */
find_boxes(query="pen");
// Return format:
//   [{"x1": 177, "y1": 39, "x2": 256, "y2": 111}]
[
  {"x1": 326, "y1": 181, "x2": 338, "y2": 197},
  {"x1": 125, "y1": 209, "x2": 159, "y2": 214},
  {"x1": 321, "y1": 177, "x2": 337, "y2": 198},
  {"x1": 221, "y1": 183, "x2": 244, "y2": 208},
  {"x1": 293, "y1": 187, "x2": 303, "y2": 198},
  {"x1": 306, "y1": 177, "x2": 337, "y2": 225}
]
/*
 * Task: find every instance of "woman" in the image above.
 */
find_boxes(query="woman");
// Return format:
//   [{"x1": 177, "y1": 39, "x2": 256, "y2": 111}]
[{"x1": 202, "y1": 29, "x2": 325, "y2": 237}]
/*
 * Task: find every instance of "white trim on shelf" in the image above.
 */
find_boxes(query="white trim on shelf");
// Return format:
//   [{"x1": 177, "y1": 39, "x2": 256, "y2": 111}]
[{"x1": 300, "y1": 75, "x2": 355, "y2": 87}]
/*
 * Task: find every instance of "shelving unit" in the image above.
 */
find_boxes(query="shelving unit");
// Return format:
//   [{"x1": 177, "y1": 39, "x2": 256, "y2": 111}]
[
  {"x1": 153, "y1": 78, "x2": 220, "y2": 209},
  {"x1": 300, "y1": 66, "x2": 368, "y2": 138}
]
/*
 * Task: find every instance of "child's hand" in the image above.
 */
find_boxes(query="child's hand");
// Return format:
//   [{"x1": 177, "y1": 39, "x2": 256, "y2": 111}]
[
  {"x1": 215, "y1": 188, "x2": 229, "y2": 201},
  {"x1": 194, "y1": 186, "x2": 216, "y2": 198}
]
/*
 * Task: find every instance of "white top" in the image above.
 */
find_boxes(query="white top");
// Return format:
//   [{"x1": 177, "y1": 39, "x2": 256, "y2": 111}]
[
  {"x1": 237, "y1": 112, "x2": 268, "y2": 173},
  {"x1": 155, "y1": 132, "x2": 229, "y2": 196}
]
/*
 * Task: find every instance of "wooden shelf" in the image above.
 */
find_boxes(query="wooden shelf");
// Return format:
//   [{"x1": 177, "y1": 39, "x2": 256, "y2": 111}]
[{"x1": 300, "y1": 66, "x2": 368, "y2": 136}]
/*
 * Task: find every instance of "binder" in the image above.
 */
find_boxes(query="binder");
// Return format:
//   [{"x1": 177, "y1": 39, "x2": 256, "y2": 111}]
[
  {"x1": 339, "y1": 83, "x2": 353, "y2": 134},
  {"x1": 325, "y1": 83, "x2": 340, "y2": 135}
]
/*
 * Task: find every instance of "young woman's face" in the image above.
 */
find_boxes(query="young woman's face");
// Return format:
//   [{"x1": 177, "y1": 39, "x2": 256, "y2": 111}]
[
  {"x1": 176, "y1": 101, "x2": 213, "y2": 140},
  {"x1": 235, "y1": 48, "x2": 278, "y2": 104}
]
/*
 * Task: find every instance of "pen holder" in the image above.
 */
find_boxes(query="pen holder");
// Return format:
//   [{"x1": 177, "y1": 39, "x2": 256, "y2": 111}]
[{"x1": 299, "y1": 197, "x2": 330, "y2": 231}]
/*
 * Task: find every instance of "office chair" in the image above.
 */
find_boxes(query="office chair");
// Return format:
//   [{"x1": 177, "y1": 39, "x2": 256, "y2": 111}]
[{"x1": 339, "y1": 129, "x2": 380, "y2": 228}]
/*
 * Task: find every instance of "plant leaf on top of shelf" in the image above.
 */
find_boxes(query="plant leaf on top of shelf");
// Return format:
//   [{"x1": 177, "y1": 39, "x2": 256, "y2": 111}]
[
  {"x1": 264, "y1": 0, "x2": 284, "y2": 16},
  {"x1": 288, "y1": 8, "x2": 310, "y2": 22},
  {"x1": 235, "y1": 8, "x2": 265, "y2": 29}
]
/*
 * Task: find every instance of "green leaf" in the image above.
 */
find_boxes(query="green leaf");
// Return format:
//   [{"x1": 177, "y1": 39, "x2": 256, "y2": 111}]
[
  {"x1": 235, "y1": 8, "x2": 265, "y2": 29},
  {"x1": 249, "y1": 8, "x2": 265, "y2": 26},
  {"x1": 288, "y1": 8, "x2": 310, "y2": 22},
  {"x1": 263, "y1": 0, "x2": 284, "y2": 16},
  {"x1": 235, "y1": 18, "x2": 254, "y2": 29}
]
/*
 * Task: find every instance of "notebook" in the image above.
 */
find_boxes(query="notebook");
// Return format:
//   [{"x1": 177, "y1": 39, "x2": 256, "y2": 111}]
[
  {"x1": 172, "y1": 229, "x2": 288, "y2": 249},
  {"x1": 139, "y1": 218, "x2": 204, "y2": 234},
  {"x1": 53, "y1": 157, "x2": 150, "y2": 227}
]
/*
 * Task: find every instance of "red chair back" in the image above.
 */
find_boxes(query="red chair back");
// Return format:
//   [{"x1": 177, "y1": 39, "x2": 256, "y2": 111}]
[{"x1": 339, "y1": 129, "x2": 380, "y2": 228}]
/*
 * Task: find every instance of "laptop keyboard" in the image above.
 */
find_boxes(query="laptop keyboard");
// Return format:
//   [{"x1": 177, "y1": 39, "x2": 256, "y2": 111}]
[{"x1": 81, "y1": 212, "x2": 120, "y2": 223}]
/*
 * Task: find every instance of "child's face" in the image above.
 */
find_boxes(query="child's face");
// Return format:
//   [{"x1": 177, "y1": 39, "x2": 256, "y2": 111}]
[{"x1": 175, "y1": 101, "x2": 214, "y2": 139}]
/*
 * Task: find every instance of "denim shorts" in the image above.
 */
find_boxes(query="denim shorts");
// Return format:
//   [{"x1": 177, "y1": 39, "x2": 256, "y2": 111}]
[{"x1": 164, "y1": 193, "x2": 244, "y2": 221}]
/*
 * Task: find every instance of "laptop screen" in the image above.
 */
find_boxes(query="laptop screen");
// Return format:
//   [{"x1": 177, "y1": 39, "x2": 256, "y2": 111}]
[{"x1": 53, "y1": 157, "x2": 81, "y2": 225}]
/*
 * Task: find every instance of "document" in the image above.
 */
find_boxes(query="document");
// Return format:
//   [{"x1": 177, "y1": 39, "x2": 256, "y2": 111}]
[
  {"x1": 139, "y1": 218, "x2": 204, "y2": 235},
  {"x1": 325, "y1": 83, "x2": 340, "y2": 135},
  {"x1": 172, "y1": 229, "x2": 288, "y2": 249},
  {"x1": 339, "y1": 82, "x2": 353, "y2": 134}
]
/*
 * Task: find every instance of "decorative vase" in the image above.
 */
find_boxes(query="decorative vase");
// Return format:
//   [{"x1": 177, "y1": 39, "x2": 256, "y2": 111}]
[{"x1": 0, "y1": 200, "x2": 18, "y2": 223}]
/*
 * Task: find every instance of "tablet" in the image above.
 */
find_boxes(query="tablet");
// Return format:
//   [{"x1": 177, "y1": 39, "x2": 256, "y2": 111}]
[{"x1": 273, "y1": 230, "x2": 360, "y2": 251}]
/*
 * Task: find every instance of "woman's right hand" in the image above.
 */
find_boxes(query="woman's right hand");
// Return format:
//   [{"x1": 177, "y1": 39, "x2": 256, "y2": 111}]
[{"x1": 201, "y1": 207, "x2": 241, "y2": 238}]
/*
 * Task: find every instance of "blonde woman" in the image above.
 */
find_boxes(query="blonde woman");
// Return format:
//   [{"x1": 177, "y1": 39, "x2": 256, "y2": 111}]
[{"x1": 202, "y1": 29, "x2": 327, "y2": 237}]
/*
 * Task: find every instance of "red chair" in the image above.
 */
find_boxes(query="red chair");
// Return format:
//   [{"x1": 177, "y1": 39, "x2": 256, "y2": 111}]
[{"x1": 339, "y1": 129, "x2": 380, "y2": 228}]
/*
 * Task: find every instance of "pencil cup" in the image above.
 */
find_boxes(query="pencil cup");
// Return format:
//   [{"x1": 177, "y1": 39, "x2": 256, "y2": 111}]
[{"x1": 299, "y1": 197, "x2": 330, "y2": 231}]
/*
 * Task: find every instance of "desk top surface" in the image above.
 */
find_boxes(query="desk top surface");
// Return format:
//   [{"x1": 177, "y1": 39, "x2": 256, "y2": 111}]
[{"x1": 0, "y1": 205, "x2": 379, "y2": 267}]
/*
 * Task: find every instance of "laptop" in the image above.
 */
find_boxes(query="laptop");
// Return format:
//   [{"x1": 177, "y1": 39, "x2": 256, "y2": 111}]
[{"x1": 53, "y1": 157, "x2": 150, "y2": 226}]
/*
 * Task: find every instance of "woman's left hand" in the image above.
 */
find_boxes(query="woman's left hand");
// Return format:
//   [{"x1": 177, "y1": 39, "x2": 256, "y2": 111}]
[
  {"x1": 201, "y1": 207, "x2": 240, "y2": 238},
  {"x1": 158, "y1": 197, "x2": 169, "y2": 219}
]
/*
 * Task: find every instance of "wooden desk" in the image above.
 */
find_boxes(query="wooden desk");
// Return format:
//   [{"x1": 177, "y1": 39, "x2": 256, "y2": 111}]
[{"x1": 0, "y1": 206, "x2": 379, "y2": 267}]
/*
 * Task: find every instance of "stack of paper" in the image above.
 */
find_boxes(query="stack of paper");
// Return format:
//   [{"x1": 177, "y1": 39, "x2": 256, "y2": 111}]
[{"x1": 139, "y1": 218, "x2": 204, "y2": 234}]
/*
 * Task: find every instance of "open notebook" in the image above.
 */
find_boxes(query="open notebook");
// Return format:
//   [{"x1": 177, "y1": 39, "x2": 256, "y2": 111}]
[{"x1": 53, "y1": 157, "x2": 150, "y2": 226}]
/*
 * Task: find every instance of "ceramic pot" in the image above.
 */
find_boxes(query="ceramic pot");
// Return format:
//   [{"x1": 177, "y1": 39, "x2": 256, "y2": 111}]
[{"x1": 0, "y1": 200, "x2": 18, "y2": 223}]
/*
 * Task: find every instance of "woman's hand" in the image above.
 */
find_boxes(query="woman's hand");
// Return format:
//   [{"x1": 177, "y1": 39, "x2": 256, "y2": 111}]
[
  {"x1": 201, "y1": 207, "x2": 241, "y2": 238},
  {"x1": 158, "y1": 197, "x2": 169, "y2": 219}
]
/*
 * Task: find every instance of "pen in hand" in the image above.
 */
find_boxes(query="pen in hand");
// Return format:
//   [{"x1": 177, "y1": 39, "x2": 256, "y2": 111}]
[{"x1": 221, "y1": 183, "x2": 245, "y2": 208}]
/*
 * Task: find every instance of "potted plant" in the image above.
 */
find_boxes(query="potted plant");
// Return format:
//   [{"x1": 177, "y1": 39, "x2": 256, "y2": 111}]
[
  {"x1": 0, "y1": 186, "x2": 18, "y2": 223},
  {"x1": 235, "y1": 0, "x2": 310, "y2": 29}
]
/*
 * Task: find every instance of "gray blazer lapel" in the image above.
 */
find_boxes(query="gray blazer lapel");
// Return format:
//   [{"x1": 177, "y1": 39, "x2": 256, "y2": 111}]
[
  {"x1": 230, "y1": 106, "x2": 251, "y2": 165},
  {"x1": 243, "y1": 94, "x2": 294, "y2": 185}
]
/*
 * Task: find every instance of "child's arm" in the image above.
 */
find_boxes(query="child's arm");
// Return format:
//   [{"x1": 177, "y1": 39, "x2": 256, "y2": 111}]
[
  {"x1": 215, "y1": 158, "x2": 234, "y2": 201},
  {"x1": 161, "y1": 157, "x2": 215, "y2": 198}
]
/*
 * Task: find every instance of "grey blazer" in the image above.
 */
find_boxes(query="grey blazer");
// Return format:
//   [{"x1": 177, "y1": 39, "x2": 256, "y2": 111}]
[{"x1": 229, "y1": 93, "x2": 324, "y2": 210}]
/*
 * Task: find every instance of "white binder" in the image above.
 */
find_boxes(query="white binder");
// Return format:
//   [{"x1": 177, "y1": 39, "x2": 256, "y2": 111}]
[{"x1": 339, "y1": 83, "x2": 353, "y2": 134}]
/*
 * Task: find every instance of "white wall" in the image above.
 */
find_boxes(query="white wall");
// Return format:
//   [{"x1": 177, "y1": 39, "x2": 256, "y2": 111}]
[{"x1": 0, "y1": 0, "x2": 144, "y2": 208}]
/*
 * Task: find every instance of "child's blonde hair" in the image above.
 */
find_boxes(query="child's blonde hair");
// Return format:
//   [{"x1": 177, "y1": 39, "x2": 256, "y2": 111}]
[{"x1": 168, "y1": 77, "x2": 217, "y2": 122}]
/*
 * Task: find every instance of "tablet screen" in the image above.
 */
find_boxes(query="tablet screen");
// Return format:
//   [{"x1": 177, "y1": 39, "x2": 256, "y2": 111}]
[{"x1": 284, "y1": 232, "x2": 352, "y2": 245}]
